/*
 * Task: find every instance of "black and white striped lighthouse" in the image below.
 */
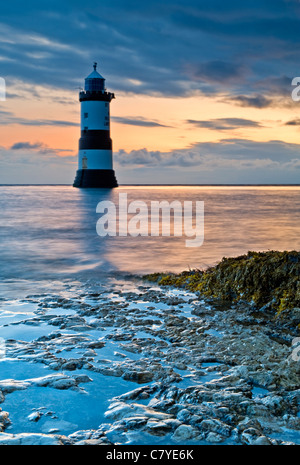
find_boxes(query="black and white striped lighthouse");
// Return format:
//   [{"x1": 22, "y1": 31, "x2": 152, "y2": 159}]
[{"x1": 73, "y1": 62, "x2": 118, "y2": 188}]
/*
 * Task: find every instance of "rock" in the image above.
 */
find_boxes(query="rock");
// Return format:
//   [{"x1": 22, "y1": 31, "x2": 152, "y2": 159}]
[
  {"x1": 252, "y1": 436, "x2": 273, "y2": 445},
  {"x1": 74, "y1": 438, "x2": 109, "y2": 445},
  {"x1": 172, "y1": 424, "x2": 199, "y2": 441},
  {"x1": 0, "y1": 432, "x2": 70, "y2": 445},
  {"x1": 68, "y1": 324, "x2": 93, "y2": 332},
  {"x1": 177, "y1": 408, "x2": 192, "y2": 422},
  {"x1": 0, "y1": 379, "x2": 30, "y2": 394},
  {"x1": 30, "y1": 374, "x2": 78, "y2": 390},
  {"x1": 61, "y1": 360, "x2": 83, "y2": 371},
  {"x1": 205, "y1": 432, "x2": 225, "y2": 443},
  {"x1": 199, "y1": 419, "x2": 232, "y2": 438},
  {"x1": 241, "y1": 427, "x2": 271, "y2": 445},
  {"x1": 146, "y1": 420, "x2": 173, "y2": 436},
  {"x1": 73, "y1": 374, "x2": 92, "y2": 384},
  {"x1": 258, "y1": 394, "x2": 286, "y2": 414},
  {"x1": 1, "y1": 276, "x2": 300, "y2": 446},
  {"x1": 28, "y1": 411, "x2": 42, "y2": 422},
  {"x1": 124, "y1": 416, "x2": 149, "y2": 429},
  {"x1": 0, "y1": 410, "x2": 10, "y2": 431},
  {"x1": 114, "y1": 384, "x2": 159, "y2": 401},
  {"x1": 104, "y1": 401, "x2": 171, "y2": 422},
  {"x1": 283, "y1": 414, "x2": 300, "y2": 430},
  {"x1": 122, "y1": 370, "x2": 154, "y2": 384}
]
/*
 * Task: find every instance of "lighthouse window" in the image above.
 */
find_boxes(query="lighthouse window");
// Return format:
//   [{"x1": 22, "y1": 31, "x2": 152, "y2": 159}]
[{"x1": 84, "y1": 112, "x2": 88, "y2": 118}]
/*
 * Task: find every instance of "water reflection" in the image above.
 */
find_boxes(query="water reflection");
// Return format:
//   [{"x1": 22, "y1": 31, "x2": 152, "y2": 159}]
[
  {"x1": 0, "y1": 186, "x2": 299, "y2": 282},
  {"x1": 79, "y1": 186, "x2": 300, "y2": 275}
]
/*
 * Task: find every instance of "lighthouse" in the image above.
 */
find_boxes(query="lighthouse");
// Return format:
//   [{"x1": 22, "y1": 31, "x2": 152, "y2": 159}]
[{"x1": 73, "y1": 62, "x2": 118, "y2": 188}]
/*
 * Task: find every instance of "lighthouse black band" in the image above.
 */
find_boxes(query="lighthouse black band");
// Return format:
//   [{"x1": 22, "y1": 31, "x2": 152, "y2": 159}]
[
  {"x1": 79, "y1": 130, "x2": 112, "y2": 150},
  {"x1": 79, "y1": 90, "x2": 115, "y2": 102},
  {"x1": 73, "y1": 169, "x2": 118, "y2": 188}
]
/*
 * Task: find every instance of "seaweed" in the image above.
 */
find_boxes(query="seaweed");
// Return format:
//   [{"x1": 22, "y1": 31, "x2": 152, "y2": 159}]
[{"x1": 143, "y1": 251, "x2": 300, "y2": 317}]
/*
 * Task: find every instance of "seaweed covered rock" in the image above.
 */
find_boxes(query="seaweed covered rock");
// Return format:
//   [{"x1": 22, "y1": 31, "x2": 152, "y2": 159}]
[{"x1": 144, "y1": 251, "x2": 300, "y2": 328}]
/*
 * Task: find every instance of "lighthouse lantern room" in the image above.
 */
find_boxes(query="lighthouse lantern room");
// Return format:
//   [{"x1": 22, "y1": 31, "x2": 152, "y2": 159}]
[{"x1": 73, "y1": 62, "x2": 118, "y2": 188}]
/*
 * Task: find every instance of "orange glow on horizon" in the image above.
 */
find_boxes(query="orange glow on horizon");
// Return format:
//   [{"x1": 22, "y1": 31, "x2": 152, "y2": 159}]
[{"x1": 1, "y1": 86, "x2": 300, "y2": 157}]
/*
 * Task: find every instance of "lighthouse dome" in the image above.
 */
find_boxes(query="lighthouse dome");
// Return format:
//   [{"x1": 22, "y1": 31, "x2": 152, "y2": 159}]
[{"x1": 85, "y1": 62, "x2": 105, "y2": 91}]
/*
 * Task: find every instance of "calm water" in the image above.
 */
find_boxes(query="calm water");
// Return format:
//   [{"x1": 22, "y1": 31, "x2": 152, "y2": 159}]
[{"x1": 0, "y1": 185, "x2": 299, "y2": 296}]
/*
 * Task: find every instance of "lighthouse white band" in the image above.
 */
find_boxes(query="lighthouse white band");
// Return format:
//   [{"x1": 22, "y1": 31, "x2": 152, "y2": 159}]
[
  {"x1": 81, "y1": 100, "x2": 110, "y2": 131},
  {"x1": 79, "y1": 149, "x2": 113, "y2": 170}
]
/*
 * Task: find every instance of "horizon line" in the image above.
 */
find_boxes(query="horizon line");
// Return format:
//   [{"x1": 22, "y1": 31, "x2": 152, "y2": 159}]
[{"x1": 0, "y1": 184, "x2": 300, "y2": 187}]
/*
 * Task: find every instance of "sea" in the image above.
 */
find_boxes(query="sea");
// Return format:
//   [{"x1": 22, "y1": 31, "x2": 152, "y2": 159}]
[
  {"x1": 0, "y1": 185, "x2": 299, "y2": 444},
  {"x1": 0, "y1": 185, "x2": 299, "y2": 298}
]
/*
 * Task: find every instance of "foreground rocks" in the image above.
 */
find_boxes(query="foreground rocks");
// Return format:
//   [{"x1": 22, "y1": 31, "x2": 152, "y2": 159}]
[
  {"x1": 144, "y1": 250, "x2": 300, "y2": 332},
  {"x1": 0, "y1": 277, "x2": 299, "y2": 445}
]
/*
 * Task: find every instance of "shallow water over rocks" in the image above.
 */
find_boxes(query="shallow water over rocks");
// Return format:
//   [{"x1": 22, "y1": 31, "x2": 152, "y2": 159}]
[{"x1": 0, "y1": 277, "x2": 299, "y2": 445}]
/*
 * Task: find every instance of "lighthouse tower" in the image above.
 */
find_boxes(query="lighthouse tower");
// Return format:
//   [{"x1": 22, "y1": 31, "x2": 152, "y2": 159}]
[{"x1": 73, "y1": 62, "x2": 118, "y2": 188}]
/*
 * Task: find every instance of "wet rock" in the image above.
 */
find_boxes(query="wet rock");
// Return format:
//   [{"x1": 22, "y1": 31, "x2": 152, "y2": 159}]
[
  {"x1": 283, "y1": 414, "x2": 300, "y2": 430},
  {"x1": 0, "y1": 432, "x2": 71, "y2": 445},
  {"x1": 177, "y1": 408, "x2": 192, "y2": 422},
  {"x1": 124, "y1": 416, "x2": 149, "y2": 429},
  {"x1": 0, "y1": 410, "x2": 10, "y2": 431},
  {"x1": 114, "y1": 384, "x2": 160, "y2": 402},
  {"x1": 0, "y1": 379, "x2": 30, "y2": 394},
  {"x1": 241, "y1": 428, "x2": 272, "y2": 445},
  {"x1": 74, "y1": 438, "x2": 110, "y2": 445},
  {"x1": 73, "y1": 374, "x2": 92, "y2": 384},
  {"x1": 29, "y1": 373, "x2": 80, "y2": 390},
  {"x1": 104, "y1": 401, "x2": 172, "y2": 422},
  {"x1": 85, "y1": 340, "x2": 105, "y2": 349},
  {"x1": 1, "y1": 276, "x2": 300, "y2": 445},
  {"x1": 28, "y1": 411, "x2": 42, "y2": 422},
  {"x1": 60, "y1": 360, "x2": 80, "y2": 371},
  {"x1": 257, "y1": 395, "x2": 286, "y2": 414},
  {"x1": 205, "y1": 432, "x2": 225, "y2": 443},
  {"x1": 122, "y1": 370, "x2": 154, "y2": 384},
  {"x1": 146, "y1": 420, "x2": 174, "y2": 436},
  {"x1": 199, "y1": 418, "x2": 232, "y2": 438},
  {"x1": 172, "y1": 424, "x2": 199, "y2": 441}
]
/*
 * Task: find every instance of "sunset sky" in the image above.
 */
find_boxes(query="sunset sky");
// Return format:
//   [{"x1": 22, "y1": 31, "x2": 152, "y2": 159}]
[{"x1": 1, "y1": 0, "x2": 300, "y2": 184}]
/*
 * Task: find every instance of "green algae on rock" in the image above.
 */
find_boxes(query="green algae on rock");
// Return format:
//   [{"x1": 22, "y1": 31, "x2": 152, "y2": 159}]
[{"x1": 143, "y1": 250, "x2": 300, "y2": 318}]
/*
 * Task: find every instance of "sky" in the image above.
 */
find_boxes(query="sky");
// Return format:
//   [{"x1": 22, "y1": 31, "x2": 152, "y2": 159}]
[{"x1": 1, "y1": 0, "x2": 300, "y2": 184}]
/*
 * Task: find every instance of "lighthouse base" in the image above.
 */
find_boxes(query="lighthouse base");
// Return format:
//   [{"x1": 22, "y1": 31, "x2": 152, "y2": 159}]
[{"x1": 73, "y1": 169, "x2": 118, "y2": 188}]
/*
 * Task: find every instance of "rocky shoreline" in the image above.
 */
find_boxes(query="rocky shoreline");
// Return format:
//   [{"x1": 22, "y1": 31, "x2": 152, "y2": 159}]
[{"x1": 0, "y1": 272, "x2": 299, "y2": 445}]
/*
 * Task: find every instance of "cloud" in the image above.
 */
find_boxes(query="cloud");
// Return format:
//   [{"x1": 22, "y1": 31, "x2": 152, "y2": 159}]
[
  {"x1": 1, "y1": 136, "x2": 300, "y2": 184},
  {"x1": 224, "y1": 94, "x2": 274, "y2": 108},
  {"x1": 8, "y1": 140, "x2": 75, "y2": 157},
  {"x1": 187, "y1": 61, "x2": 246, "y2": 85},
  {"x1": 284, "y1": 118, "x2": 300, "y2": 126},
  {"x1": 111, "y1": 116, "x2": 170, "y2": 127},
  {"x1": 0, "y1": 0, "x2": 299, "y2": 99},
  {"x1": 115, "y1": 138, "x2": 300, "y2": 170},
  {"x1": 1, "y1": 0, "x2": 300, "y2": 184},
  {"x1": 0, "y1": 142, "x2": 76, "y2": 184},
  {"x1": 113, "y1": 137, "x2": 300, "y2": 184},
  {"x1": 10, "y1": 141, "x2": 45, "y2": 150},
  {"x1": 0, "y1": 110, "x2": 78, "y2": 127},
  {"x1": 186, "y1": 118, "x2": 262, "y2": 130}
]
